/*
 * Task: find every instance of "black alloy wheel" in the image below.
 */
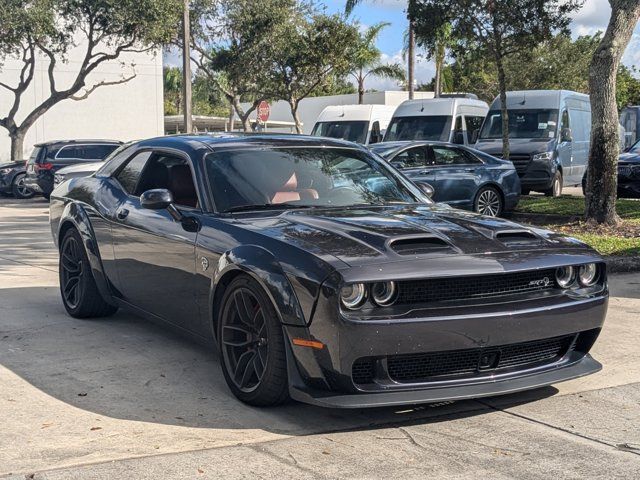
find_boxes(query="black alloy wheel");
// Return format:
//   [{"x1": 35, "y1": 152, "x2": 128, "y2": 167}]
[
  {"x1": 59, "y1": 229, "x2": 117, "y2": 318},
  {"x1": 474, "y1": 186, "x2": 503, "y2": 217},
  {"x1": 12, "y1": 174, "x2": 35, "y2": 199},
  {"x1": 218, "y1": 275, "x2": 288, "y2": 406}
]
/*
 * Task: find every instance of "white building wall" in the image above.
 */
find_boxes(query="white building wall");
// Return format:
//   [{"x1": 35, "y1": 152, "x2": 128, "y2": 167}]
[
  {"x1": 0, "y1": 39, "x2": 164, "y2": 161},
  {"x1": 243, "y1": 91, "x2": 434, "y2": 135}
]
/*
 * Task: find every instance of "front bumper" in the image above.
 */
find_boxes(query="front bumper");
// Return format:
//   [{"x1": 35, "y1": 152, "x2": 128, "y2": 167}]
[
  {"x1": 24, "y1": 173, "x2": 53, "y2": 195},
  {"x1": 617, "y1": 178, "x2": 640, "y2": 198}
]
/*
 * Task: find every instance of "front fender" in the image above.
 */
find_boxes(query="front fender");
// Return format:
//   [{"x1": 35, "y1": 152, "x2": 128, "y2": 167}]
[
  {"x1": 57, "y1": 201, "x2": 115, "y2": 306},
  {"x1": 211, "y1": 245, "x2": 310, "y2": 328}
]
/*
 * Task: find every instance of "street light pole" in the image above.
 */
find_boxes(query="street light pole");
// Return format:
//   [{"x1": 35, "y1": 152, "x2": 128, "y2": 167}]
[
  {"x1": 408, "y1": 18, "x2": 415, "y2": 100},
  {"x1": 182, "y1": 0, "x2": 193, "y2": 134}
]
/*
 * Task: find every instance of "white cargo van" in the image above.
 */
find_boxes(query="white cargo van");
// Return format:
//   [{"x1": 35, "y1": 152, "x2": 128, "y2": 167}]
[
  {"x1": 383, "y1": 95, "x2": 489, "y2": 145},
  {"x1": 310, "y1": 105, "x2": 397, "y2": 144}
]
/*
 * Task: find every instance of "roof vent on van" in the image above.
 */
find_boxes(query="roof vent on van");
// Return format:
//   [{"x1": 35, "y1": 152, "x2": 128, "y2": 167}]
[{"x1": 389, "y1": 237, "x2": 451, "y2": 255}]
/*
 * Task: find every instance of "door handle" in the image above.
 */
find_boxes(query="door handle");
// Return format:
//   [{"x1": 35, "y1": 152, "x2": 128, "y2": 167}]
[{"x1": 117, "y1": 208, "x2": 129, "y2": 220}]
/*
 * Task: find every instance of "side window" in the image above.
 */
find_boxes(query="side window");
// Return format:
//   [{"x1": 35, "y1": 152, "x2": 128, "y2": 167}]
[
  {"x1": 83, "y1": 144, "x2": 119, "y2": 160},
  {"x1": 136, "y1": 154, "x2": 199, "y2": 208},
  {"x1": 392, "y1": 147, "x2": 427, "y2": 168},
  {"x1": 561, "y1": 110, "x2": 570, "y2": 130},
  {"x1": 452, "y1": 116, "x2": 465, "y2": 144},
  {"x1": 465, "y1": 116, "x2": 484, "y2": 143},
  {"x1": 432, "y1": 146, "x2": 471, "y2": 165},
  {"x1": 114, "y1": 151, "x2": 153, "y2": 195}
]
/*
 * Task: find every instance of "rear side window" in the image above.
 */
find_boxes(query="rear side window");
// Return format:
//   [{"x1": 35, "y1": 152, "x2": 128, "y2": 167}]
[
  {"x1": 393, "y1": 147, "x2": 428, "y2": 168},
  {"x1": 56, "y1": 144, "x2": 119, "y2": 160},
  {"x1": 114, "y1": 151, "x2": 153, "y2": 195},
  {"x1": 432, "y1": 146, "x2": 476, "y2": 165}
]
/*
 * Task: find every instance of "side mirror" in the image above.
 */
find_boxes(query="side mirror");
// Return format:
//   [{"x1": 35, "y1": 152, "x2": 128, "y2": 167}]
[
  {"x1": 415, "y1": 181, "x2": 435, "y2": 199},
  {"x1": 561, "y1": 128, "x2": 573, "y2": 142},
  {"x1": 453, "y1": 131, "x2": 465, "y2": 145},
  {"x1": 471, "y1": 129, "x2": 479, "y2": 144},
  {"x1": 140, "y1": 188, "x2": 174, "y2": 210}
]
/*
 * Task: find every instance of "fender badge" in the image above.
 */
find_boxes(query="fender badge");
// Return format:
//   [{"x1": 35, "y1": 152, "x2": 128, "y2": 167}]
[{"x1": 201, "y1": 256, "x2": 209, "y2": 272}]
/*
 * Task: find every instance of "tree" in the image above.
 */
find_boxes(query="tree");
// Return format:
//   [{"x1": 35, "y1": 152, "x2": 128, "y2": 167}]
[
  {"x1": 425, "y1": 23, "x2": 454, "y2": 97},
  {"x1": 347, "y1": 22, "x2": 405, "y2": 104},
  {"x1": 164, "y1": 66, "x2": 182, "y2": 115},
  {"x1": 585, "y1": 0, "x2": 640, "y2": 225},
  {"x1": 616, "y1": 65, "x2": 640, "y2": 110},
  {"x1": 267, "y1": 13, "x2": 359, "y2": 133},
  {"x1": 0, "y1": 0, "x2": 182, "y2": 160},
  {"x1": 411, "y1": 0, "x2": 582, "y2": 159}
]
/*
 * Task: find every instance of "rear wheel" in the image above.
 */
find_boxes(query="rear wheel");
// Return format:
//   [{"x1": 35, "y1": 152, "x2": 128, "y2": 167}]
[
  {"x1": 12, "y1": 174, "x2": 35, "y2": 199},
  {"x1": 474, "y1": 186, "x2": 503, "y2": 217},
  {"x1": 218, "y1": 275, "x2": 289, "y2": 406},
  {"x1": 59, "y1": 229, "x2": 117, "y2": 318},
  {"x1": 544, "y1": 171, "x2": 563, "y2": 197}
]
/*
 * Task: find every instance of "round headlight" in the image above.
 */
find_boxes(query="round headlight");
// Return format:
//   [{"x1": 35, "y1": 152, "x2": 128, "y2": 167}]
[
  {"x1": 371, "y1": 281, "x2": 398, "y2": 306},
  {"x1": 556, "y1": 266, "x2": 575, "y2": 288},
  {"x1": 340, "y1": 283, "x2": 366, "y2": 309},
  {"x1": 578, "y1": 263, "x2": 598, "y2": 286}
]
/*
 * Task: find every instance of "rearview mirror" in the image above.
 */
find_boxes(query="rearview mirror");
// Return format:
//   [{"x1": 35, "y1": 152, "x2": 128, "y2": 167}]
[
  {"x1": 415, "y1": 181, "x2": 435, "y2": 199},
  {"x1": 561, "y1": 128, "x2": 573, "y2": 142},
  {"x1": 140, "y1": 189, "x2": 174, "y2": 210}
]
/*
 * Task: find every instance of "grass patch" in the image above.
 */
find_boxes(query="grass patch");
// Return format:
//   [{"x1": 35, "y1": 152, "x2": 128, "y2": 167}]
[
  {"x1": 516, "y1": 195, "x2": 640, "y2": 222},
  {"x1": 566, "y1": 234, "x2": 640, "y2": 256}
]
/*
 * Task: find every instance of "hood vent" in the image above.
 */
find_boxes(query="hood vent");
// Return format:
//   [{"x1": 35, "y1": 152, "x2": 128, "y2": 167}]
[
  {"x1": 495, "y1": 230, "x2": 541, "y2": 244},
  {"x1": 389, "y1": 237, "x2": 451, "y2": 255}
]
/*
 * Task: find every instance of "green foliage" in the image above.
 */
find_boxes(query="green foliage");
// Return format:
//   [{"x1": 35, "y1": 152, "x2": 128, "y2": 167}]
[{"x1": 616, "y1": 65, "x2": 640, "y2": 110}]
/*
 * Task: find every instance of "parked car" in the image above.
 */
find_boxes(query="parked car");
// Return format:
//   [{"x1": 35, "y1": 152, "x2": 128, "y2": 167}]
[
  {"x1": 50, "y1": 134, "x2": 607, "y2": 408},
  {"x1": 24, "y1": 140, "x2": 122, "y2": 199},
  {"x1": 310, "y1": 104, "x2": 397, "y2": 144},
  {"x1": 383, "y1": 95, "x2": 489, "y2": 146},
  {"x1": 370, "y1": 141, "x2": 520, "y2": 217},
  {"x1": 475, "y1": 90, "x2": 591, "y2": 197},
  {"x1": 54, "y1": 142, "x2": 133, "y2": 187},
  {"x1": 0, "y1": 160, "x2": 33, "y2": 199},
  {"x1": 582, "y1": 139, "x2": 640, "y2": 198}
]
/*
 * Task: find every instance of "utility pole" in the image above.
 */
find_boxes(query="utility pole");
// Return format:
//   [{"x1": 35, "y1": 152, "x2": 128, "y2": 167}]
[
  {"x1": 408, "y1": 18, "x2": 415, "y2": 100},
  {"x1": 182, "y1": 0, "x2": 193, "y2": 134}
]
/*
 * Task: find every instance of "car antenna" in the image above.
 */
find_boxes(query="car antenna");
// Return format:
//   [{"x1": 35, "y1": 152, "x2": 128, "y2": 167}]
[{"x1": 420, "y1": 96, "x2": 425, "y2": 112}]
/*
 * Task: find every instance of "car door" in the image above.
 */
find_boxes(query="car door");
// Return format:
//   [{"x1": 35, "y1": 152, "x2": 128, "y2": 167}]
[
  {"x1": 389, "y1": 146, "x2": 434, "y2": 185},
  {"x1": 557, "y1": 109, "x2": 573, "y2": 184},
  {"x1": 429, "y1": 145, "x2": 482, "y2": 208},
  {"x1": 109, "y1": 149, "x2": 203, "y2": 333}
]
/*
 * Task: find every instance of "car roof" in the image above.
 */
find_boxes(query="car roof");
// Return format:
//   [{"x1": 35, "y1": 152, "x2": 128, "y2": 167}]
[
  {"x1": 370, "y1": 140, "x2": 453, "y2": 150},
  {"x1": 34, "y1": 139, "x2": 123, "y2": 147}
]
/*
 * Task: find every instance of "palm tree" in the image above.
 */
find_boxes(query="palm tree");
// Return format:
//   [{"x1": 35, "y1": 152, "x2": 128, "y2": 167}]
[
  {"x1": 164, "y1": 66, "x2": 183, "y2": 114},
  {"x1": 430, "y1": 23, "x2": 453, "y2": 97},
  {"x1": 346, "y1": 1, "x2": 416, "y2": 99},
  {"x1": 349, "y1": 23, "x2": 406, "y2": 104}
]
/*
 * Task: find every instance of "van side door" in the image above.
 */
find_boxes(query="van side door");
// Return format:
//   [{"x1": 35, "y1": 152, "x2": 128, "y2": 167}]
[{"x1": 557, "y1": 109, "x2": 573, "y2": 184}]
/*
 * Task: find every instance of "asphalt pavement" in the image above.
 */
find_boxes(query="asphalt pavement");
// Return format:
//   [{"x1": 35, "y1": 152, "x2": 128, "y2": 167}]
[{"x1": 0, "y1": 197, "x2": 639, "y2": 479}]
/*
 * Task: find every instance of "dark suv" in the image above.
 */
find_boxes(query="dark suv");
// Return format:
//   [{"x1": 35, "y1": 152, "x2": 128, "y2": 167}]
[{"x1": 24, "y1": 140, "x2": 122, "y2": 199}]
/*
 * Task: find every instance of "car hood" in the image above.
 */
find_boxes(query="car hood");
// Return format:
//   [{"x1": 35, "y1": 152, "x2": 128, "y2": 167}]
[
  {"x1": 619, "y1": 151, "x2": 640, "y2": 164},
  {"x1": 234, "y1": 204, "x2": 590, "y2": 270},
  {"x1": 0, "y1": 160, "x2": 25, "y2": 170},
  {"x1": 56, "y1": 162, "x2": 102, "y2": 175},
  {"x1": 474, "y1": 138, "x2": 556, "y2": 156}
]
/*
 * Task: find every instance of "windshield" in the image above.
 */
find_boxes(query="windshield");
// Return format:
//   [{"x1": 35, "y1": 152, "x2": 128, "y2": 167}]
[
  {"x1": 205, "y1": 147, "x2": 424, "y2": 212},
  {"x1": 310, "y1": 121, "x2": 369, "y2": 144},
  {"x1": 479, "y1": 109, "x2": 559, "y2": 140},
  {"x1": 629, "y1": 139, "x2": 640, "y2": 153},
  {"x1": 384, "y1": 116, "x2": 451, "y2": 141}
]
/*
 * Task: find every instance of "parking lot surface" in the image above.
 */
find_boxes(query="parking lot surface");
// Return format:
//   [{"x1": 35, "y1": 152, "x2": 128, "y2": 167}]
[{"x1": 1, "y1": 197, "x2": 639, "y2": 479}]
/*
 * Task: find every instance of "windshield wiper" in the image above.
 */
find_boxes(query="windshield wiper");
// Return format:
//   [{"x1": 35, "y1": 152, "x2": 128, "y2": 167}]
[{"x1": 224, "y1": 203, "x2": 313, "y2": 213}]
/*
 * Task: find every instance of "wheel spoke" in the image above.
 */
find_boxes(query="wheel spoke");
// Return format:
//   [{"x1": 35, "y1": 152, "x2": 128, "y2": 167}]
[
  {"x1": 253, "y1": 353, "x2": 265, "y2": 380},
  {"x1": 234, "y1": 350, "x2": 257, "y2": 388},
  {"x1": 234, "y1": 290, "x2": 254, "y2": 327},
  {"x1": 222, "y1": 325, "x2": 254, "y2": 347},
  {"x1": 62, "y1": 253, "x2": 79, "y2": 272}
]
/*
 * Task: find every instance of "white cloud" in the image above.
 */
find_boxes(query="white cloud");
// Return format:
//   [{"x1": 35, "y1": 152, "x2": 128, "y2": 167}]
[{"x1": 359, "y1": 50, "x2": 436, "y2": 91}]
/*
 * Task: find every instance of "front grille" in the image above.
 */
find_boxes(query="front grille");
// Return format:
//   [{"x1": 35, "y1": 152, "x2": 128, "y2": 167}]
[
  {"x1": 395, "y1": 269, "x2": 557, "y2": 305},
  {"x1": 352, "y1": 334, "x2": 575, "y2": 385},
  {"x1": 495, "y1": 153, "x2": 531, "y2": 176}
]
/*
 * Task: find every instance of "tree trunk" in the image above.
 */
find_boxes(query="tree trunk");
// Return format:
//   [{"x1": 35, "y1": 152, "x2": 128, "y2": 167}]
[
  {"x1": 434, "y1": 62, "x2": 441, "y2": 98},
  {"x1": 585, "y1": 0, "x2": 640, "y2": 225},
  {"x1": 10, "y1": 130, "x2": 26, "y2": 161},
  {"x1": 495, "y1": 51, "x2": 510, "y2": 160},
  {"x1": 227, "y1": 103, "x2": 235, "y2": 132},
  {"x1": 358, "y1": 73, "x2": 365, "y2": 104},
  {"x1": 289, "y1": 99, "x2": 303, "y2": 134},
  {"x1": 408, "y1": 19, "x2": 415, "y2": 100}
]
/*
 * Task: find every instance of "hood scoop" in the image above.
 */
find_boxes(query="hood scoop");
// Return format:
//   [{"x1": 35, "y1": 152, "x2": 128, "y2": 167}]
[
  {"x1": 495, "y1": 230, "x2": 542, "y2": 245},
  {"x1": 388, "y1": 236, "x2": 453, "y2": 255}
]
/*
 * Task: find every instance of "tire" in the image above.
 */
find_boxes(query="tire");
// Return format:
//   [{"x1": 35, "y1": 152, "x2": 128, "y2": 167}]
[
  {"x1": 474, "y1": 186, "x2": 504, "y2": 217},
  {"x1": 59, "y1": 228, "x2": 118, "y2": 318},
  {"x1": 11, "y1": 173, "x2": 35, "y2": 199},
  {"x1": 520, "y1": 188, "x2": 530, "y2": 196},
  {"x1": 217, "y1": 275, "x2": 289, "y2": 406},
  {"x1": 544, "y1": 171, "x2": 563, "y2": 197}
]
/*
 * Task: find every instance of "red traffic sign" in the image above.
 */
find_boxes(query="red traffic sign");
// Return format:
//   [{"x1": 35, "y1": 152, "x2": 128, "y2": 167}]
[{"x1": 258, "y1": 101, "x2": 270, "y2": 123}]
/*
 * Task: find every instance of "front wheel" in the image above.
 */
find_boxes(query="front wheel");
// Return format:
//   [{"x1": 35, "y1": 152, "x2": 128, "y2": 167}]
[
  {"x1": 12, "y1": 174, "x2": 35, "y2": 199},
  {"x1": 545, "y1": 171, "x2": 563, "y2": 197},
  {"x1": 59, "y1": 229, "x2": 117, "y2": 318},
  {"x1": 474, "y1": 186, "x2": 503, "y2": 217},
  {"x1": 218, "y1": 275, "x2": 289, "y2": 406}
]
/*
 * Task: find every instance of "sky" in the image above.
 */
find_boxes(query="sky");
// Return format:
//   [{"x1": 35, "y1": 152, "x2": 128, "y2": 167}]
[{"x1": 166, "y1": 0, "x2": 640, "y2": 90}]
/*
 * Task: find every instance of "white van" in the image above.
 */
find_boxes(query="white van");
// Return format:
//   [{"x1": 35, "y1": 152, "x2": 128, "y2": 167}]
[
  {"x1": 310, "y1": 105, "x2": 397, "y2": 144},
  {"x1": 383, "y1": 95, "x2": 489, "y2": 145}
]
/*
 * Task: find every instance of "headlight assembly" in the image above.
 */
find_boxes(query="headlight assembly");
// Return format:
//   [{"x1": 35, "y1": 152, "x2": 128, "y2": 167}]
[
  {"x1": 532, "y1": 151, "x2": 553, "y2": 162},
  {"x1": 578, "y1": 263, "x2": 598, "y2": 286},
  {"x1": 555, "y1": 266, "x2": 575, "y2": 288},
  {"x1": 0, "y1": 168, "x2": 11, "y2": 175},
  {"x1": 340, "y1": 283, "x2": 366, "y2": 310},
  {"x1": 371, "y1": 281, "x2": 398, "y2": 306}
]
